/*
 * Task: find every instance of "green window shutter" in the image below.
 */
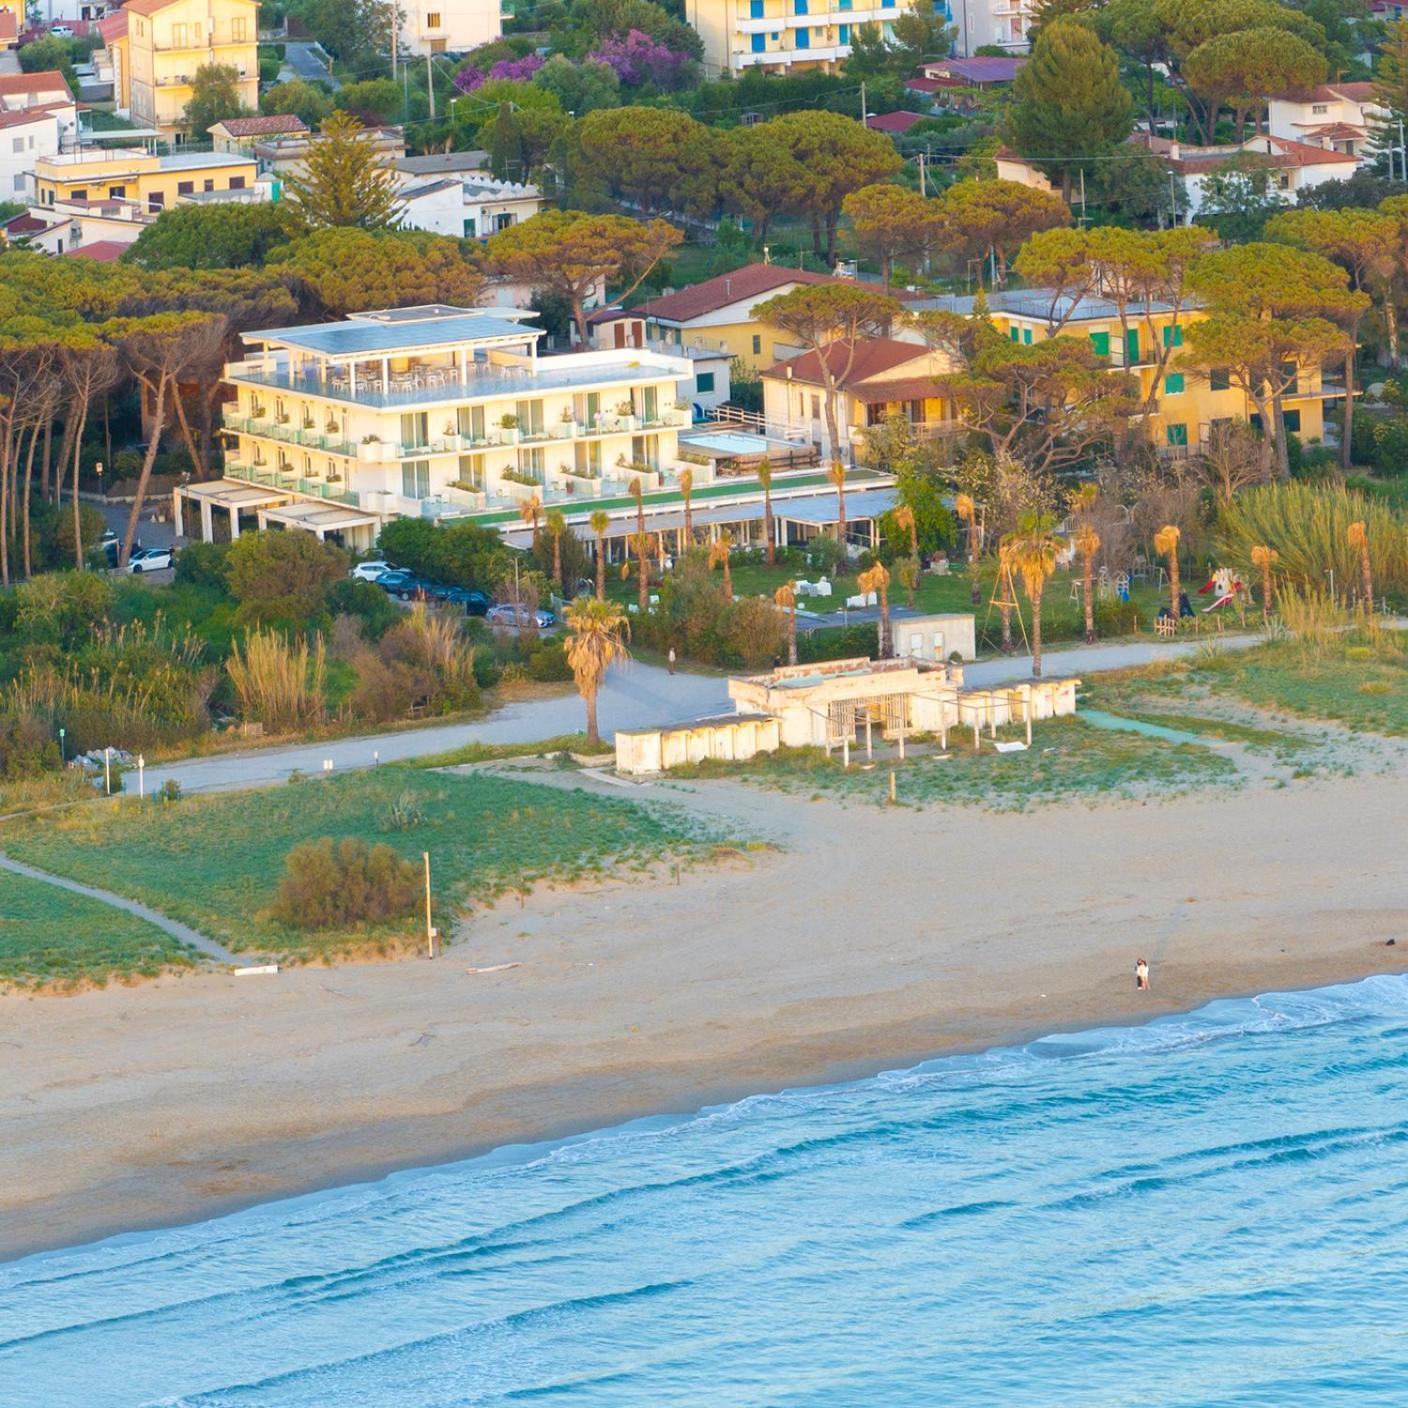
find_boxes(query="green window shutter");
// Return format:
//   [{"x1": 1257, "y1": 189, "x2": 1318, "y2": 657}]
[
  {"x1": 1126, "y1": 329, "x2": 1140, "y2": 364},
  {"x1": 1162, "y1": 325, "x2": 1183, "y2": 348},
  {"x1": 1090, "y1": 331, "x2": 1110, "y2": 358},
  {"x1": 1010, "y1": 326, "x2": 1020, "y2": 342},
  {"x1": 1022, "y1": 327, "x2": 1032, "y2": 345},
  {"x1": 1166, "y1": 423, "x2": 1188, "y2": 447},
  {"x1": 1164, "y1": 373, "x2": 1185, "y2": 395}
]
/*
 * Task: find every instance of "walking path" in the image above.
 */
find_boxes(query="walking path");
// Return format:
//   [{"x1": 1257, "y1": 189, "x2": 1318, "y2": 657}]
[
  {"x1": 145, "y1": 663, "x2": 730, "y2": 794},
  {"x1": 146, "y1": 634, "x2": 1266, "y2": 797},
  {"x1": 0, "y1": 855, "x2": 239, "y2": 966}
]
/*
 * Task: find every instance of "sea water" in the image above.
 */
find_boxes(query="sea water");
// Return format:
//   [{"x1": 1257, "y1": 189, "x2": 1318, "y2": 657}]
[{"x1": 5, "y1": 975, "x2": 1408, "y2": 1407}]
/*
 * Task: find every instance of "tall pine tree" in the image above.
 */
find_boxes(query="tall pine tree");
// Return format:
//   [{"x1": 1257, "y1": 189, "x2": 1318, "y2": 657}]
[
  {"x1": 282, "y1": 113, "x2": 405, "y2": 230},
  {"x1": 1003, "y1": 19, "x2": 1134, "y2": 201}
]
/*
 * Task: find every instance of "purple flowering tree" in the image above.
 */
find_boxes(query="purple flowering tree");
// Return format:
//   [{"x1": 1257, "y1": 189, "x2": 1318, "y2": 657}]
[
  {"x1": 589, "y1": 30, "x2": 694, "y2": 91},
  {"x1": 454, "y1": 52, "x2": 545, "y2": 94}
]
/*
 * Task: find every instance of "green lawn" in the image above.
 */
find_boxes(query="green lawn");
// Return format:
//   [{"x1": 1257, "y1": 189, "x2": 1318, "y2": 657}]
[
  {"x1": 3, "y1": 770, "x2": 714, "y2": 964},
  {"x1": 0, "y1": 870, "x2": 197, "y2": 990},
  {"x1": 676, "y1": 716, "x2": 1239, "y2": 811},
  {"x1": 613, "y1": 560, "x2": 1179, "y2": 653},
  {"x1": 1085, "y1": 631, "x2": 1408, "y2": 738}
]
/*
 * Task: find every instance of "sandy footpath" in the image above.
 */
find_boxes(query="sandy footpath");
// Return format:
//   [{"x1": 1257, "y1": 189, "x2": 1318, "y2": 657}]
[{"x1": 3, "y1": 767, "x2": 1406, "y2": 1263}]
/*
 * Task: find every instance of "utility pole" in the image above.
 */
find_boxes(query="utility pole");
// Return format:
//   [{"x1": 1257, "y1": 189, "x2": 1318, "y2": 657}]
[
  {"x1": 1078, "y1": 168, "x2": 1087, "y2": 226},
  {"x1": 860, "y1": 80, "x2": 867, "y2": 125},
  {"x1": 1399, "y1": 119, "x2": 1406, "y2": 184},
  {"x1": 423, "y1": 851, "x2": 436, "y2": 957},
  {"x1": 918, "y1": 150, "x2": 927, "y2": 197},
  {"x1": 426, "y1": 51, "x2": 435, "y2": 120}
]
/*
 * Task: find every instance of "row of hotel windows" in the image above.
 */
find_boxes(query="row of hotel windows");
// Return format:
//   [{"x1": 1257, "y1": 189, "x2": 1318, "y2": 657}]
[
  {"x1": 751, "y1": 20, "x2": 885, "y2": 48},
  {"x1": 43, "y1": 175, "x2": 246, "y2": 208},
  {"x1": 748, "y1": 0, "x2": 895, "y2": 14},
  {"x1": 399, "y1": 435, "x2": 664, "y2": 498}
]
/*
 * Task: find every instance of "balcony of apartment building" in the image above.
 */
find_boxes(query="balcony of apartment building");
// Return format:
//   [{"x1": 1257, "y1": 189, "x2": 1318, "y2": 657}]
[{"x1": 735, "y1": 1, "x2": 896, "y2": 32}]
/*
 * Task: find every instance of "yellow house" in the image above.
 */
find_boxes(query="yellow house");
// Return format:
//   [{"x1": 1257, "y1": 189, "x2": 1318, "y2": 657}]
[
  {"x1": 760, "y1": 337, "x2": 960, "y2": 463},
  {"x1": 97, "y1": 10, "x2": 132, "y2": 112},
  {"x1": 34, "y1": 146, "x2": 257, "y2": 213},
  {"x1": 975, "y1": 290, "x2": 1331, "y2": 453},
  {"x1": 123, "y1": 0, "x2": 259, "y2": 143},
  {"x1": 636, "y1": 262, "x2": 850, "y2": 372},
  {"x1": 686, "y1": 0, "x2": 902, "y2": 78}
]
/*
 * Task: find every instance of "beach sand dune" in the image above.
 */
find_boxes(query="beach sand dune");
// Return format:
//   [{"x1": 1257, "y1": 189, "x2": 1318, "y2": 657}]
[{"x1": 3, "y1": 769, "x2": 1405, "y2": 1262}]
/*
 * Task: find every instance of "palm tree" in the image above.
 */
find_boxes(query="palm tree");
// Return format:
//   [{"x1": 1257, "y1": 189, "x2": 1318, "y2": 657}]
[
  {"x1": 896, "y1": 553, "x2": 920, "y2": 609},
  {"x1": 1006, "y1": 512, "x2": 1065, "y2": 678},
  {"x1": 709, "y1": 531, "x2": 734, "y2": 601},
  {"x1": 518, "y1": 493, "x2": 542, "y2": 552},
  {"x1": 1348, "y1": 520, "x2": 1373, "y2": 610},
  {"x1": 545, "y1": 508, "x2": 566, "y2": 597},
  {"x1": 858, "y1": 561, "x2": 892, "y2": 658},
  {"x1": 1250, "y1": 543, "x2": 1278, "y2": 621},
  {"x1": 996, "y1": 537, "x2": 1016, "y2": 654},
  {"x1": 630, "y1": 530, "x2": 652, "y2": 612},
  {"x1": 563, "y1": 596, "x2": 631, "y2": 745},
  {"x1": 774, "y1": 581, "x2": 798, "y2": 665},
  {"x1": 828, "y1": 459, "x2": 848, "y2": 553},
  {"x1": 1153, "y1": 524, "x2": 1181, "y2": 624},
  {"x1": 955, "y1": 492, "x2": 980, "y2": 605},
  {"x1": 590, "y1": 509, "x2": 610, "y2": 600},
  {"x1": 1073, "y1": 522, "x2": 1100, "y2": 644},
  {"x1": 679, "y1": 467, "x2": 694, "y2": 549},
  {"x1": 757, "y1": 458, "x2": 776, "y2": 565},
  {"x1": 629, "y1": 476, "x2": 646, "y2": 542},
  {"x1": 893, "y1": 503, "x2": 918, "y2": 559}
]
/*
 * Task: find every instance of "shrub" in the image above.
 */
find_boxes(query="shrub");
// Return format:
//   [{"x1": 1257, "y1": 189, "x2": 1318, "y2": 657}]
[
  {"x1": 173, "y1": 540, "x2": 231, "y2": 590},
  {"x1": 1373, "y1": 417, "x2": 1408, "y2": 477},
  {"x1": 226, "y1": 629, "x2": 327, "y2": 730},
  {"x1": 270, "y1": 837, "x2": 421, "y2": 930},
  {"x1": 525, "y1": 640, "x2": 572, "y2": 681},
  {"x1": 726, "y1": 594, "x2": 784, "y2": 668},
  {"x1": 797, "y1": 623, "x2": 877, "y2": 663},
  {"x1": 327, "y1": 577, "x2": 401, "y2": 639}
]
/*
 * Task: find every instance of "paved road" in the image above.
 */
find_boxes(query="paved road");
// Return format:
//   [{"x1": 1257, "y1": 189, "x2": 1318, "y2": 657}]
[
  {"x1": 963, "y1": 632, "x2": 1261, "y2": 687},
  {"x1": 146, "y1": 662, "x2": 731, "y2": 794},
  {"x1": 0, "y1": 855, "x2": 239, "y2": 965},
  {"x1": 282, "y1": 40, "x2": 339, "y2": 88}
]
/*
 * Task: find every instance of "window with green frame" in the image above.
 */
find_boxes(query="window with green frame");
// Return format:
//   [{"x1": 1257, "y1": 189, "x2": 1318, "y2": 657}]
[
  {"x1": 1022, "y1": 327, "x2": 1033, "y2": 345},
  {"x1": 1009, "y1": 326, "x2": 1020, "y2": 342},
  {"x1": 1089, "y1": 331, "x2": 1110, "y2": 358},
  {"x1": 1126, "y1": 328, "x2": 1140, "y2": 364},
  {"x1": 1164, "y1": 372, "x2": 1185, "y2": 395},
  {"x1": 1162, "y1": 324, "x2": 1183, "y2": 348},
  {"x1": 1166, "y1": 423, "x2": 1188, "y2": 446}
]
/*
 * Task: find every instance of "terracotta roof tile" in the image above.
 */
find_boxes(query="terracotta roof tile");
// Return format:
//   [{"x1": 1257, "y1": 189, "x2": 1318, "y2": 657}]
[
  {"x1": 865, "y1": 111, "x2": 927, "y2": 134},
  {"x1": 213, "y1": 113, "x2": 309, "y2": 137},
  {"x1": 64, "y1": 239, "x2": 131, "y2": 261},
  {"x1": 0, "y1": 69, "x2": 73, "y2": 100},
  {"x1": 761, "y1": 337, "x2": 924, "y2": 388},
  {"x1": 635, "y1": 263, "x2": 838, "y2": 324}
]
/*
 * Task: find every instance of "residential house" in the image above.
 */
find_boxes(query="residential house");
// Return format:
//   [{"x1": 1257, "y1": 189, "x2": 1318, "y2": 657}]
[
  {"x1": 909, "y1": 287, "x2": 1337, "y2": 456},
  {"x1": 1267, "y1": 82, "x2": 1384, "y2": 165},
  {"x1": 253, "y1": 125, "x2": 404, "y2": 182},
  {"x1": 397, "y1": 173, "x2": 547, "y2": 239},
  {"x1": 33, "y1": 145, "x2": 257, "y2": 213},
  {"x1": 588, "y1": 305, "x2": 732, "y2": 416},
  {"x1": 865, "y1": 111, "x2": 928, "y2": 135},
  {"x1": 94, "y1": 9, "x2": 129, "y2": 109},
  {"x1": 634, "y1": 262, "x2": 842, "y2": 372},
  {"x1": 397, "y1": 0, "x2": 501, "y2": 56},
  {"x1": 120, "y1": 0, "x2": 259, "y2": 144},
  {"x1": 951, "y1": 0, "x2": 1037, "y2": 53},
  {"x1": 761, "y1": 337, "x2": 960, "y2": 462},
  {"x1": 1133, "y1": 133, "x2": 1359, "y2": 220},
  {"x1": 395, "y1": 150, "x2": 490, "y2": 180},
  {"x1": 34, "y1": 192, "x2": 155, "y2": 250},
  {"x1": 684, "y1": 0, "x2": 916, "y2": 78},
  {"x1": 920, "y1": 55, "x2": 1024, "y2": 85},
  {"x1": 3, "y1": 208, "x2": 73, "y2": 252},
  {"x1": 0, "y1": 103, "x2": 73, "y2": 203},
  {"x1": 210, "y1": 113, "x2": 309, "y2": 155}
]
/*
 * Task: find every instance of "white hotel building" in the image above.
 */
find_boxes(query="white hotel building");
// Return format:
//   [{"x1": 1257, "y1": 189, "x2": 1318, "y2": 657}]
[{"x1": 180, "y1": 306, "x2": 695, "y2": 552}]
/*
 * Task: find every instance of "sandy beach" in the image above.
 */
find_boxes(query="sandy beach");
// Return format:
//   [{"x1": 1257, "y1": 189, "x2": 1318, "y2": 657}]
[{"x1": 3, "y1": 765, "x2": 1407, "y2": 1263}]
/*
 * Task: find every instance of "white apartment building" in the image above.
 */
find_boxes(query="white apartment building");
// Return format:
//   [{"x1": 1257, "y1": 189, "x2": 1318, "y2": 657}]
[
  {"x1": 399, "y1": 0, "x2": 502, "y2": 56},
  {"x1": 183, "y1": 305, "x2": 696, "y2": 550},
  {"x1": 950, "y1": 0, "x2": 1036, "y2": 53},
  {"x1": 1267, "y1": 82, "x2": 1384, "y2": 166},
  {"x1": 0, "y1": 106, "x2": 67, "y2": 202},
  {"x1": 685, "y1": 0, "x2": 921, "y2": 76}
]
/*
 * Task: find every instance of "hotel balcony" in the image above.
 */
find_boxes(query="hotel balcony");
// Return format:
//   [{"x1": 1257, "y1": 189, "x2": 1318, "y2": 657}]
[{"x1": 224, "y1": 460, "x2": 362, "y2": 506}]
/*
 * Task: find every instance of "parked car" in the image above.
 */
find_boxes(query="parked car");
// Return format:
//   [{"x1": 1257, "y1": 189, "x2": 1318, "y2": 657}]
[
  {"x1": 351, "y1": 559, "x2": 393, "y2": 582},
  {"x1": 125, "y1": 546, "x2": 173, "y2": 574},
  {"x1": 373, "y1": 570, "x2": 436, "y2": 600},
  {"x1": 486, "y1": 603, "x2": 556, "y2": 629},
  {"x1": 49, "y1": 23, "x2": 73, "y2": 37},
  {"x1": 433, "y1": 585, "x2": 491, "y2": 615}
]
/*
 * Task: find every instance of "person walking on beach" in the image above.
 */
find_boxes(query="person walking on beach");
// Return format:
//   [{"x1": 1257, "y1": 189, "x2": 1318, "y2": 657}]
[{"x1": 1135, "y1": 958, "x2": 1150, "y2": 992}]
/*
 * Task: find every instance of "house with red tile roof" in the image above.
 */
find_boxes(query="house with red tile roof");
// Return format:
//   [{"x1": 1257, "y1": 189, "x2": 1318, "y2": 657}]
[
  {"x1": 1267, "y1": 82, "x2": 1385, "y2": 166},
  {"x1": 865, "y1": 111, "x2": 928, "y2": 136},
  {"x1": 634, "y1": 262, "x2": 848, "y2": 372},
  {"x1": 210, "y1": 114, "x2": 309, "y2": 155},
  {"x1": 760, "y1": 337, "x2": 960, "y2": 464}
]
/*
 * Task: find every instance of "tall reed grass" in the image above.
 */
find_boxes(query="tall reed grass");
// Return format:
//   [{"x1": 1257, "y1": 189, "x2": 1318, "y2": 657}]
[
  {"x1": 226, "y1": 629, "x2": 327, "y2": 730},
  {"x1": 1217, "y1": 482, "x2": 1408, "y2": 598}
]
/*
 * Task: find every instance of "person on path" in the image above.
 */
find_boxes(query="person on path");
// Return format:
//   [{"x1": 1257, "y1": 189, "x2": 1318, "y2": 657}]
[
  {"x1": 667, "y1": 647, "x2": 676, "y2": 675},
  {"x1": 1135, "y1": 957, "x2": 1150, "y2": 991}
]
